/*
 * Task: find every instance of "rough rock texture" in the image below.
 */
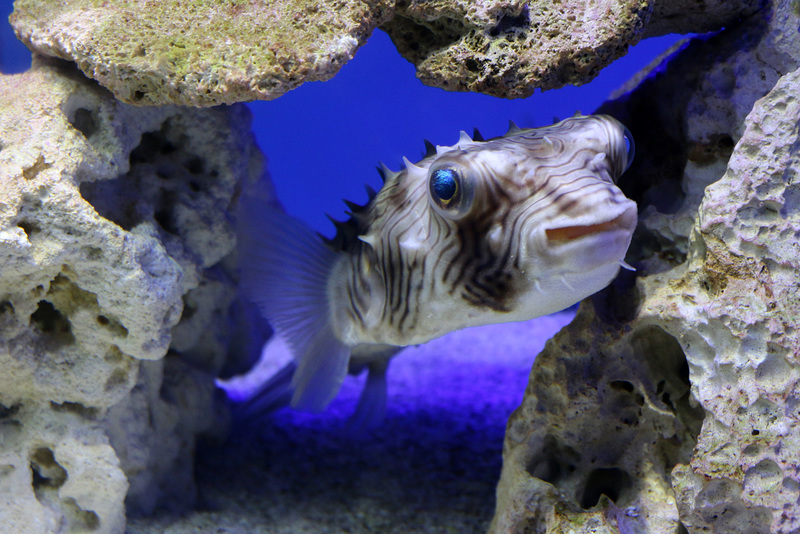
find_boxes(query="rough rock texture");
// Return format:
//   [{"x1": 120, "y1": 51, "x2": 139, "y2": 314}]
[
  {"x1": 9, "y1": 0, "x2": 393, "y2": 107},
  {"x1": 491, "y1": 3, "x2": 800, "y2": 533},
  {"x1": 651, "y1": 64, "x2": 800, "y2": 534},
  {"x1": 8, "y1": 0, "x2": 764, "y2": 106},
  {"x1": 381, "y1": 0, "x2": 652, "y2": 98},
  {"x1": 381, "y1": 0, "x2": 764, "y2": 99},
  {"x1": 0, "y1": 57, "x2": 267, "y2": 532}
]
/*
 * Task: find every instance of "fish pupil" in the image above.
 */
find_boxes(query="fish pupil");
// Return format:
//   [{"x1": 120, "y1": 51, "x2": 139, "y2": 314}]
[{"x1": 432, "y1": 169, "x2": 458, "y2": 202}]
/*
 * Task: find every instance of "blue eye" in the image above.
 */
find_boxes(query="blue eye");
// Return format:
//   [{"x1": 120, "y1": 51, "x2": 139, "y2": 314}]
[
  {"x1": 623, "y1": 126, "x2": 635, "y2": 171},
  {"x1": 428, "y1": 164, "x2": 474, "y2": 218},
  {"x1": 431, "y1": 168, "x2": 458, "y2": 203}
]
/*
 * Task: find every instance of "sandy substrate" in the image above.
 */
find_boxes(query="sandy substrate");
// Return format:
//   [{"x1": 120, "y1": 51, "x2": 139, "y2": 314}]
[{"x1": 127, "y1": 310, "x2": 575, "y2": 533}]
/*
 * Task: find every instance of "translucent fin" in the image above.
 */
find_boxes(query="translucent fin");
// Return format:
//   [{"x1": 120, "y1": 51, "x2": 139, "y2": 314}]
[
  {"x1": 238, "y1": 197, "x2": 351, "y2": 412},
  {"x1": 347, "y1": 360, "x2": 389, "y2": 432},
  {"x1": 505, "y1": 120, "x2": 522, "y2": 136},
  {"x1": 233, "y1": 361, "x2": 296, "y2": 421}
]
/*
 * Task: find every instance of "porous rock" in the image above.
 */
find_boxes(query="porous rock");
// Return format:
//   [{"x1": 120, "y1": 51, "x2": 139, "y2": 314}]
[
  {"x1": 0, "y1": 57, "x2": 268, "y2": 531},
  {"x1": 9, "y1": 0, "x2": 393, "y2": 107},
  {"x1": 491, "y1": 3, "x2": 800, "y2": 532},
  {"x1": 381, "y1": 0, "x2": 764, "y2": 99},
  {"x1": 649, "y1": 64, "x2": 800, "y2": 534}
]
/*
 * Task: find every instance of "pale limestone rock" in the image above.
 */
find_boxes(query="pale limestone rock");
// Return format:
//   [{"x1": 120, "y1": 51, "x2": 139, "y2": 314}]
[
  {"x1": 0, "y1": 57, "x2": 268, "y2": 530},
  {"x1": 647, "y1": 65, "x2": 800, "y2": 534},
  {"x1": 491, "y1": 2, "x2": 800, "y2": 532},
  {"x1": 381, "y1": 0, "x2": 763, "y2": 99},
  {"x1": 9, "y1": 0, "x2": 393, "y2": 106},
  {"x1": 0, "y1": 405, "x2": 128, "y2": 534}
]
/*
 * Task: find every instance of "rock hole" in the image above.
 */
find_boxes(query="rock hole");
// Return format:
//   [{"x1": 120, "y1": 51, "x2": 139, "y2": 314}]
[
  {"x1": 488, "y1": 5, "x2": 530, "y2": 36},
  {"x1": 184, "y1": 155, "x2": 205, "y2": 175},
  {"x1": 609, "y1": 380, "x2": 634, "y2": 393},
  {"x1": 133, "y1": 90, "x2": 145, "y2": 101},
  {"x1": 83, "y1": 246, "x2": 103, "y2": 261},
  {"x1": 17, "y1": 220, "x2": 41, "y2": 239},
  {"x1": 22, "y1": 154, "x2": 52, "y2": 180},
  {"x1": 50, "y1": 401, "x2": 99, "y2": 418},
  {"x1": 631, "y1": 325, "x2": 704, "y2": 442},
  {"x1": 30, "y1": 447, "x2": 67, "y2": 491},
  {"x1": 64, "y1": 497, "x2": 101, "y2": 530},
  {"x1": 742, "y1": 443, "x2": 761, "y2": 456},
  {"x1": 30, "y1": 300, "x2": 75, "y2": 346},
  {"x1": 579, "y1": 467, "x2": 632, "y2": 509},
  {"x1": 526, "y1": 435, "x2": 579, "y2": 485},
  {"x1": 0, "y1": 402, "x2": 20, "y2": 419},
  {"x1": 180, "y1": 299, "x2": 197, "y2": 321},
  {"x1": 0, "y1": 300, "x2": 14, "y2": 315},
  {"x1": 105, "y1": 368, "x2": 130, "y2": 392},
  {"x1": 96, "y1": 314, "x2": 128, "y2": 337},
  {"x1": 69, "y1": 108, "x2": 98, "y2": 138},
  {"x1": 154, "y1": 197, "x2": 179, "y2": 234}
]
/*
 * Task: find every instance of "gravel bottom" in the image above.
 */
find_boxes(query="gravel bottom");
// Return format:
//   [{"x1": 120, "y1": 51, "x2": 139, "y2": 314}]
[{"x1": 127, "y1": 311, "x2": 574, "y2": 534}]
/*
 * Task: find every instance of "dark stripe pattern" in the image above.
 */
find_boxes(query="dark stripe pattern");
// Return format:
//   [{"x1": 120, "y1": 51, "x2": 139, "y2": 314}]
[{"x1": 334, "y1": 115, "x2": 633, "y2": 345}]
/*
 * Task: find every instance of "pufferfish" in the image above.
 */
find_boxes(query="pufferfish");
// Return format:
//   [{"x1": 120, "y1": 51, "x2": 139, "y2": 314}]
[{"x1": 237, "y1": 114, "x2": 637, "y2": 427}]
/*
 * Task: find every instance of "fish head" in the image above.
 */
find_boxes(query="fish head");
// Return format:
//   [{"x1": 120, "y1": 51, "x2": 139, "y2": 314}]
[
  {"x1": 340, "y1": 114, "x2": 637, "y2": 346},
  {"x1": 418, "y1": 114, "x2": 638, "y2": 324}
]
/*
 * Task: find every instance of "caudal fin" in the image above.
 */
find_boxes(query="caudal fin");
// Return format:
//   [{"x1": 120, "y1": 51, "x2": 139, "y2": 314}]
[{"x1": 238, "y1": 195, "x2": 351, "y2": 411}]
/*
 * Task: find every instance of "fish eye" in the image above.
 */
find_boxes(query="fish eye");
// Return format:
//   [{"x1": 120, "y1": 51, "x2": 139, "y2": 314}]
[
  {"x1": 431, "y1": 168, "x2": 458, "y2": 204},
  {"x1": 623, "y1": 126, "x2": 635, "y2": 172},
  {"x1": 428, "y1": 165, "x2": 474, "y2": 219}
]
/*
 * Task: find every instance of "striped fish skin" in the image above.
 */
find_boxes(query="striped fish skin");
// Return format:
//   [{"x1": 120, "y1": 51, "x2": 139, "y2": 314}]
[{"x1": 329, "y1": 114, "x2": 638, "y2": 348}]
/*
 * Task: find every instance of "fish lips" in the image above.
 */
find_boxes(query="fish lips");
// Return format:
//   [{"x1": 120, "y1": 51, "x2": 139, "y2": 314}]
[{"x1": 541, "y1": 200, "x2": 638, "y2": 272}]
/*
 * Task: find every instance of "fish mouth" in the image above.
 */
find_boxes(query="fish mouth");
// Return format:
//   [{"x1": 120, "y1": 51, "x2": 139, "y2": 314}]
[{"x1": 545, "y1": 212, "x2": 635, "y2": 243}]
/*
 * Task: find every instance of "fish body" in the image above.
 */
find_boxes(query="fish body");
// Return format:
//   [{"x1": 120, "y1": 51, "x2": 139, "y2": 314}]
[{"x1": 238, "y1": 114, "x2": 637, "y2": 425}]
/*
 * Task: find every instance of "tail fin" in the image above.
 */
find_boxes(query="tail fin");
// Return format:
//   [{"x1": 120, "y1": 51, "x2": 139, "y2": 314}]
[{"x1": 237, "y1": 195, "x2": 351, "y2": 411}]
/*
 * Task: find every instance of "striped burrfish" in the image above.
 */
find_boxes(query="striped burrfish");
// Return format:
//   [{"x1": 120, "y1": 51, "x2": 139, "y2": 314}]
[{"x1": 237, "y1": 114, "x2": 637, "y2": 426}]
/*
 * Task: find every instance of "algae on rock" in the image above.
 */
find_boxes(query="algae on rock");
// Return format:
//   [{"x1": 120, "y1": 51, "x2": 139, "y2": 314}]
[
  {"x1": 9, "y1": 0, "x2": 393, "y2": 106},
  {"x1": 0, "y1": 56, "x2": 269, "y2": 532}
]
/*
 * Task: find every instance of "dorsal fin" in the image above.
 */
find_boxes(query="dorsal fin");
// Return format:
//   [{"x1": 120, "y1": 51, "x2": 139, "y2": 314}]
[
  {"x1": 505, "y1": 120, "x2": 522, "y2": 136},
  {"x1": 343, "y1": 199, "x2": 364, "y2": 214},
  {"x1": 376, "y1": 161, "x2": 397, "y2": 183},
  {"x1": 402, "y1": 156, "x2": 423, "y2": 173},
  {"x1": 423, "y1": 139, "x2": 436, "y2": 158},
  {"x1": 364, "y1": 183, "x2": 377, "y2": 201},
  {"x1": 458, "y1": 130, "x2": 472, "y2": 145},
  {"x1": 472, "y1": 128, "x2": 484, "y2": 141}
]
